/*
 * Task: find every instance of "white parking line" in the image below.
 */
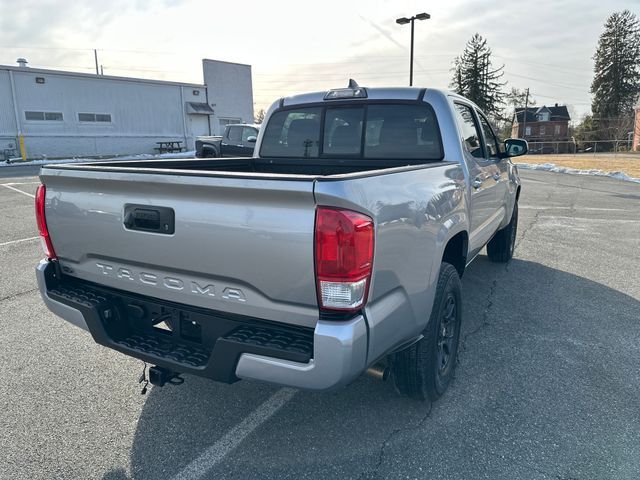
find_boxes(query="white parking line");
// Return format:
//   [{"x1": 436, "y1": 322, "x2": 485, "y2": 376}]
[
  {"x1": 0, "y1": 236, "x2": 39, "y2": 247},
  {"x1": 519, "y1": 206, "x2": 627, "y2": 212},
  {"x1": 0, "y1": 182, "x2": 40, "y2": 186},
  {"x1": 170, "y1": 388, "x2": 296, "y2": 480},
  {"x1": 1, "y1": 184, "x2": 35, "y2": 199}
]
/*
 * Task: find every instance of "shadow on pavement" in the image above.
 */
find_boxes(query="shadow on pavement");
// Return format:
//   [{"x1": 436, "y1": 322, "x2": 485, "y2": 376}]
[{"x1": 103, "y1": 257, "x2": 640, "y2": 480}]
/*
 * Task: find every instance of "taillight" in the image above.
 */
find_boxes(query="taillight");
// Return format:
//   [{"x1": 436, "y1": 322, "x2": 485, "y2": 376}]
[
  {"x1": 35, "y1": 184, "x2": 57, "y2": 260},
  {"x1": 315, "y1": 207, "x2": 374, "y2": 311}
]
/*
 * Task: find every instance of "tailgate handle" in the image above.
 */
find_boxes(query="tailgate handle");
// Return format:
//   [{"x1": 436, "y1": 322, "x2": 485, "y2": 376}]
[{"x1": 124, "y1": 204, "x2": 175, "y2": 234}]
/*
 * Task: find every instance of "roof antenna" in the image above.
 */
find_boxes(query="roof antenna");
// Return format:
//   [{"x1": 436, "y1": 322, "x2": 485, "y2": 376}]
[{"x1": 348, "y1": 79, "x2": 360, "y2": 89}]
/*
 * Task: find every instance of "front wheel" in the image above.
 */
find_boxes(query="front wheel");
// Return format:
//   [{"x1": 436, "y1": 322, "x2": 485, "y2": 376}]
[
  {"x1": 487, "y1": 201, "x2": 518, "y2": 263},
  {"x1": 392, "y1": 262, "x2": 462, "y2": 401}
]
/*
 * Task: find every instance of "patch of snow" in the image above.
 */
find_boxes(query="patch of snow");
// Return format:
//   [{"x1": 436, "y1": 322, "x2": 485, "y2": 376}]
[
  {"x1": 516, "y1": 162, "x2": 640, "y2": 184},
  {"x1": 1, "y1": 151, "x2": 196, "y2": 168}
]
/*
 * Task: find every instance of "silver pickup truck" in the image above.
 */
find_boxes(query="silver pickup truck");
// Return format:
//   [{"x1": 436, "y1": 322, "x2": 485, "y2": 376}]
[{"x1": 35, "y1": 83, "x2": 526, "y2": 401}]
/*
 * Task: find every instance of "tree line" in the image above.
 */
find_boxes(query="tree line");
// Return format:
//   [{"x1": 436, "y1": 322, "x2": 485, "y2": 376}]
[{"x1": 449, "y1": 10, "x2": 640, "y2": 147}]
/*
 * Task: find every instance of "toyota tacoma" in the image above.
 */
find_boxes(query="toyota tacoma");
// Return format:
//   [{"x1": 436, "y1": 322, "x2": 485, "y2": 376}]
[{"x1": 35, "y1": 82, "x2": 526, "y2": 400}]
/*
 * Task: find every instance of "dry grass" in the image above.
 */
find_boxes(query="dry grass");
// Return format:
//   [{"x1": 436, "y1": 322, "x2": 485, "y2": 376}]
[{"x1": 514, "y1": 153, "x2": 640, "y2": 178}]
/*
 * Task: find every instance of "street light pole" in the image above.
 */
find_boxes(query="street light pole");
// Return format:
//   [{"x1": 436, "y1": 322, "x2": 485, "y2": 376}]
[
  {"x1": 396, "y1": 13, "x2": 430, "y2": 87},
  {"x1": 409, "y1": 19, "x2": 414, "y2": 86}
]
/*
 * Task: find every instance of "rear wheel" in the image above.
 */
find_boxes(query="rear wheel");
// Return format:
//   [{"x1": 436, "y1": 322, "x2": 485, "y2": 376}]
[
  {"x1": 202, "y1": 147, "x2": 218, "y2": 158},
  {"x1": 392, "y1": 262, "x2": 462, "y2": 401},
  {"x1": 487, "y1": 201, "x2": 518, "y2": 263}
]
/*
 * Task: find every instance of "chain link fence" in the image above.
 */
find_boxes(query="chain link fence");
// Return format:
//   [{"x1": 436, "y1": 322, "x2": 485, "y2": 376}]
[{"x1": 526, "y1": 139, "x2": 636, "y2": 155}]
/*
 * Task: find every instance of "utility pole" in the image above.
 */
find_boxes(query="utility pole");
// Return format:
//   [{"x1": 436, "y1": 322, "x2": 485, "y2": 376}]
[
  {"x1": 522, "y1": 88, "x2": 529, "y2": 139},
  {"x1": 94, "y1": 49, "x2": 99, "y2": 75}
]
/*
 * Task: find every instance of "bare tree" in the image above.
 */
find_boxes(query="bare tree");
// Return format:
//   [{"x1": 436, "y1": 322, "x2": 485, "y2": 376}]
[{"x1": 254, "y1": 109, "x2": 266, "y2": 124}]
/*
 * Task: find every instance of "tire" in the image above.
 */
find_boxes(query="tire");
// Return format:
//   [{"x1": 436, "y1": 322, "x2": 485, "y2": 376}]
[
  {"x1": 202, "y1": 147, "x2": 218, "y2": 158},
  {"x1": 487, "y1": 201, "x2": 518, "y2": 263},
  {"x1": 392, "y1": 262, "x2": 462, "y2": 401}
]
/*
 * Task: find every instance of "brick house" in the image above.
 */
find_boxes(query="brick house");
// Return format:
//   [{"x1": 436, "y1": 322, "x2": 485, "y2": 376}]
[
  {"x1": 511, "y1": 104, "x2": 571, "y2": 153},
  {"x1": 634, "y1": 95, "x2": 640, "y2": 152}
]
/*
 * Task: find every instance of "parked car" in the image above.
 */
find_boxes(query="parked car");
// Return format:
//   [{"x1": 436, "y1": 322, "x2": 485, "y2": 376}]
[
  {"x1": 195, "y1": 124, "x2": 260, "y2": 158},
  {"x1": 35, "y1": 83, "x2": 526, "y2": 401}
]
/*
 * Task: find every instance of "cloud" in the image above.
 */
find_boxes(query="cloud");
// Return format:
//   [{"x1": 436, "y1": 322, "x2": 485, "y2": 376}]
[{"x1": 0, "y1": 0, "x2": 634, "y2": 116}]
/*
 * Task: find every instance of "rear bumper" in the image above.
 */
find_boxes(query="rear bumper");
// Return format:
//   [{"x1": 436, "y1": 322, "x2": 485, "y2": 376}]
[{"x1": 36, "y1": 260, "x2": 368, "y2": 391}]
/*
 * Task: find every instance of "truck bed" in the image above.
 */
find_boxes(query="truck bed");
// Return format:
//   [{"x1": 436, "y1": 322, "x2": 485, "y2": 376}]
[
  {"x1": 49, "y1": 156, "x2": 446, "y2": 178},
  {"x1": 40, "y1": 155, "x2": 460, "y2": 343}
]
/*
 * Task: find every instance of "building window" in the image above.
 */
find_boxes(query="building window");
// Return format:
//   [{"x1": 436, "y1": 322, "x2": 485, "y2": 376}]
[
  {"x1": 555, "y1": 124, "x2": 561, "y2": 135},
  {"x1": 25, "y1": 111, "x2": 63, "y2": 121},
  {"x1": 78, "y1": 113, "x2": 112, "y2": 123},
  {"x1": 525, "y1": 126, "x2": 531, "y2": 136},
  {"x1": 540, "y1": 125, "x2": 546, "y2": 135}
]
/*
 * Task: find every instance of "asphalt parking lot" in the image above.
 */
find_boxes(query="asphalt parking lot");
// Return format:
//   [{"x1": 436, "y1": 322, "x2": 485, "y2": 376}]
[{"x1": 1, "y1": 168, "x2": 639, "y2": 480}]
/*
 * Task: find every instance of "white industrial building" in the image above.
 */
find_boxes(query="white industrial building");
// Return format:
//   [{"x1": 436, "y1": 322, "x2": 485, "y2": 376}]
[{"x1": 0, "y1": 58, "x2": 254, "y2": 160}]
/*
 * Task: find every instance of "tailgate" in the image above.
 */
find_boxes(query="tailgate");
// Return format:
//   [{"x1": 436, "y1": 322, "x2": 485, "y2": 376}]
[{"x1": 40, "y1": 168, "x2": 319, "y2": 328}]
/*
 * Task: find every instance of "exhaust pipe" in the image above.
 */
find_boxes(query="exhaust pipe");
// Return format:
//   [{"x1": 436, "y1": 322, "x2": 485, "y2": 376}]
[{"x1": 365, "y1": 364, "x2": 390, "y2": 381}]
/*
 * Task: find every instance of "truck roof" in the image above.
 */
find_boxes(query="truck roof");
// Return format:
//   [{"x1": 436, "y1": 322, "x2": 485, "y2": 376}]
[
  {"x1": 226, "y1": 123, "x2": 261, "y2": 129},
  {"x1": 279, "y1": 86, "x2": 454, "y2": 108}
]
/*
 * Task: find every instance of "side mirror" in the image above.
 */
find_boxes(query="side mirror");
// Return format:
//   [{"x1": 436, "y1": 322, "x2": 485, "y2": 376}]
[
  {"x1": 503, "y1": 138, "x2": 528, "y2": 158},
  {"x1": 246, "y1": 136, "x2": 257, "y2": 143}
]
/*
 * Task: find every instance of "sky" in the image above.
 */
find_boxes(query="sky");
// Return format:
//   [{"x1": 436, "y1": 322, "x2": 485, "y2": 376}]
[{"x1": 0, "y1": 0, "x2": 636, "y2": 121}]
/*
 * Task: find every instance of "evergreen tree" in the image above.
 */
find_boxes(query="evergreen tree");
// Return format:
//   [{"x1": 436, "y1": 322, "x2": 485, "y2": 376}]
[
  {"x1": 591, "y1": 10, "x2": 640, "y2": 120},
  {"x1": 450, "y1": 33, "x2": 506, "y2": 119}
]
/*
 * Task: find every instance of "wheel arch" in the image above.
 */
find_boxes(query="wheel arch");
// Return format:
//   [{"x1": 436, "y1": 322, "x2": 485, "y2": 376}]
[{"x1": 442, "y1": 230, "x2": 469, "y2": 277}]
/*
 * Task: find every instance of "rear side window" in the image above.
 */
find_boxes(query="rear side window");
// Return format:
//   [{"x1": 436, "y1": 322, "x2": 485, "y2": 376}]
[
  {"x1": 260, "y1": 103, "x2": 442, "y2": 160},
  {"x1": 453, "y1": 103, "x2": 484, "y2": 159},
  {"x1": 227, "y1": 126, "x2": 242, "y2": 143}
]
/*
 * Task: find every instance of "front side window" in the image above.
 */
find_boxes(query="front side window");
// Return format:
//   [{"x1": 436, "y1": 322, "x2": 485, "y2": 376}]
[
  {"x1": 259, "y1": 103, "x2": 441, "y2": 160},
  {"x1": 477, "y1": 113, "x2": 500, "y2": 159},
  {"x1": 242, "y1": 127, "x2": 258, "y2": 142},
  {"x1": 452, "y1": 103, "x2": 484, "y2": 159}
]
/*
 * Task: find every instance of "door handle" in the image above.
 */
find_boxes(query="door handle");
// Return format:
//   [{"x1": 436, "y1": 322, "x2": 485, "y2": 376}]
[{"x1": 472, "y1": 178, "x2": 483, "y2": 189}]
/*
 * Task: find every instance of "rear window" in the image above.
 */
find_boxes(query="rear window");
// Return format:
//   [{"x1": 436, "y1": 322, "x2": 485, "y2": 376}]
[
  {"x1": 260, "y1": 108, "x2": 322, "y2": 158},
  {"x1": 259, "y1": 103, "x2": 442, "y2": 160}
]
